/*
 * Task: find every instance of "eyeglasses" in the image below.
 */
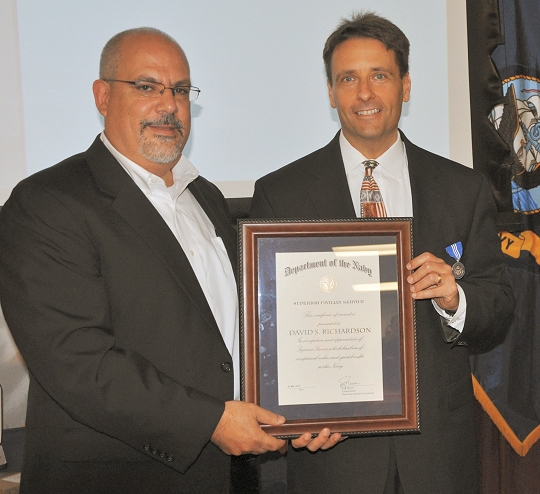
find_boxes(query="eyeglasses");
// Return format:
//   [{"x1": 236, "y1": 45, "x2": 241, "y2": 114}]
[{"x1": 104, "y1": 79, "x2": 200, "y2": 102}]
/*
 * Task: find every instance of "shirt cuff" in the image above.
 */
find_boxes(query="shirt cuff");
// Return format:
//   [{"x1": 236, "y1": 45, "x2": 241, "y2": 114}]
[{"x1": 432, "y1": 284, "x2": 466, "y2": 333}]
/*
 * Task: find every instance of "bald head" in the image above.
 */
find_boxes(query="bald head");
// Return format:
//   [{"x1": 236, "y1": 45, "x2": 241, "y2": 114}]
[{"x1": 99, "y1": 27, "x2": 186, "y2": 80}]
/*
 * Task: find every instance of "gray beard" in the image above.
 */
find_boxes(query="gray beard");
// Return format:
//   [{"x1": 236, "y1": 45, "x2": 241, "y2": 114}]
[
  {"x1": 138, "y1": 114, "x2": 184, "y2": 164},
  {"x1": 138, "y1": 134, "x2": 183, "y2": 164}
]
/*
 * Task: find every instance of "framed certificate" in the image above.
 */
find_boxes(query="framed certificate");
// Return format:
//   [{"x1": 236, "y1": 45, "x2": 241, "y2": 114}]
[{"x1": 239, "y1": 219, "x2": 418, "y2": 438}]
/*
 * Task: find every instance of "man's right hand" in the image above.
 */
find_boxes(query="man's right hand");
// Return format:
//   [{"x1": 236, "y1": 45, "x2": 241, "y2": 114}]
[{"x1": 211, "y1": 401, "x2": 286, "y2": 455}]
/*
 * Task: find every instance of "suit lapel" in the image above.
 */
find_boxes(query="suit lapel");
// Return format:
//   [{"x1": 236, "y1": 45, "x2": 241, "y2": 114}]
[
  {"x1": 403, "y1": 136, "x2": 447, "y2": 255},
  {"x1": 304, "y1": 132, "x2": 357, "y2": 219},
  {"x1": 84, "y1": 136, "x2": 220, "y2": 336}
]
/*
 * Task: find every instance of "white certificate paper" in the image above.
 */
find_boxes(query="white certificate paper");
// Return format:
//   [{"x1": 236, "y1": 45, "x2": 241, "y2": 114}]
[{"x1": 276, "y1": 251, "x2": 384, "y2": 406}]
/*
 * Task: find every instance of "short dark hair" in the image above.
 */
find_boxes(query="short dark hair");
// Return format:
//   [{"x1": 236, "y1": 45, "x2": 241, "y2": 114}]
[
  {"x1": 323, "y1": 11, "x2": 410, "y2": 83},
  {"x1": 99, "y1": 27, "x2": 183, "y2": 80}
]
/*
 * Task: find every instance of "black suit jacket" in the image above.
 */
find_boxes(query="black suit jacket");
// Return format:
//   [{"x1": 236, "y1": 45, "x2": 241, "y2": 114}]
[
  {"x1": 0, "y1": 137, "x2": 237, "y2": 493},
  {"x1": 250, "y1": 132, "x2": 515, "y2": 494}
]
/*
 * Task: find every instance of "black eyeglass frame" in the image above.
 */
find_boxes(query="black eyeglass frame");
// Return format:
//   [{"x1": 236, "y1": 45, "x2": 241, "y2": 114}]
[{"x1": 103, "y1": 79, "x2": 201, "y2": 101}]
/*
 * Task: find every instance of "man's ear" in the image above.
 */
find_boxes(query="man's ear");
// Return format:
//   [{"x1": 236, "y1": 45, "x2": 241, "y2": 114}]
[
  {"x1": 327, "y1": 81, "x2": 337, "y2": 109},
  {"x1": 93, "y1": 79, "x2": 110, "y2": 117},
  {"x1": 402, "y1": 73, "x2": 411, "y2": 103}
]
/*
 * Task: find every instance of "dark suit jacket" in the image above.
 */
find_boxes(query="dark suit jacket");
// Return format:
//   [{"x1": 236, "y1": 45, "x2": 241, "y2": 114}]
[
  {"x1": 250, "y1": 131, "x2": 515, "y2": 494},
  {"x1": 0, "y1": 137, "x2": 237, "y2": 493}
]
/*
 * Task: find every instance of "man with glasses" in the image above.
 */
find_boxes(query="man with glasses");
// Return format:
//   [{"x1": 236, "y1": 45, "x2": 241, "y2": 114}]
[{"x1": 0, "y1": 27, "x2": 285, "y2": 493}]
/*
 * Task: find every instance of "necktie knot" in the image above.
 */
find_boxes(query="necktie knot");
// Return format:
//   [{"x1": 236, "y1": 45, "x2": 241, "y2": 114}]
[
  {"x1": 362, "y1": 160, "x2": 379, "y2": 177},
  {"x1": 363, "y1": 159, "x2": 379, "y2": 170}
]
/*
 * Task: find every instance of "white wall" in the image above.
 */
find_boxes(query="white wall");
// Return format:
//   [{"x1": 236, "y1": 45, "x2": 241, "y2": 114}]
[
  {"x1": 0, "y1": 0, "x2": 26, "y2": 205},
  {"x1": 1, "y1": 0, "x2": 471, "y2": 200}
]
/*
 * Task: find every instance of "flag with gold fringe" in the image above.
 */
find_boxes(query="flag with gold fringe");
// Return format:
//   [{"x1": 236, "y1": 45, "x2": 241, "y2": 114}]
[{"x1": 469, "y1": 0, "x2": 540, "y2": 457}]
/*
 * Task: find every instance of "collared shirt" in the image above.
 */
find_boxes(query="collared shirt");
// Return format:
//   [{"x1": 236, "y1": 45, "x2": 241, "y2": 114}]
[
  {"x1": 339, "y1": 131, "x2": 466, "y2": 332},
  {"x1": 341, "y1": 131, "x2": 413, "y2": 218},
  {"x1": 101, "y1": 132, "x2": 240, "y2": 398}
]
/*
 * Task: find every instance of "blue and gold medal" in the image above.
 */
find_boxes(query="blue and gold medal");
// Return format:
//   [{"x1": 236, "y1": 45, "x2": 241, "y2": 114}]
[{"x1": 445, "y1": 242, "x2": 465, "y2": 279}]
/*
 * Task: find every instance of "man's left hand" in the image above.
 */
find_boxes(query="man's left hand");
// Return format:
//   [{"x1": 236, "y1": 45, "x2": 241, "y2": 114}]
[
  {"x1": 290, "y1": 428, "x2": 344, "y2": 452},
  {"x1": 406, "y1": 252, "x2": 458, "y2": 312}
]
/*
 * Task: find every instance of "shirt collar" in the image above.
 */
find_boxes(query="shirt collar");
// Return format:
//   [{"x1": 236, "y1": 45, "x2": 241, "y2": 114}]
[
  {"x1": 100, "y1": 131, "x2": 199, "y2": 195},
  {"x1": 340, "y1": 131, "x2": 406, "y2": 179}
]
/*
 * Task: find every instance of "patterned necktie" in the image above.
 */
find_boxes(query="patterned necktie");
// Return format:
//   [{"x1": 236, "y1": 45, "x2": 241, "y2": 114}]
[{"x1": 360, "y1": 160, "x2": 387, "y2": 218}]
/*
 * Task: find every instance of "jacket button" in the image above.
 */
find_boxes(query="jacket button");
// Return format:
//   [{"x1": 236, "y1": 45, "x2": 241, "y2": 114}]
[
  {"x1": 167, "y1": 455, "x2": 175, "y2": 462},
  {"x1": 221, "y1": 362, "x2": 232, "y2": 372},
  {"x1": 151, "y1": 448, "x2": 158, "y2": 455},
  {"x1": 143, "y1": 444, "x2": 150, "y2": 451},
  {"x1": 159, "y1": 452, "x2": 166, "y2": 458}
]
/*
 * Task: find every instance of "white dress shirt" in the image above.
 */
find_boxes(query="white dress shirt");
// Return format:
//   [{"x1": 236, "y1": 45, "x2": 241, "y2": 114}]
[
  {"x1": 101, "y1": 133, "x2": 240, "y2": 398},
  {"x1": 339, "y1": 131, "x2": 466, "y2": 332}
]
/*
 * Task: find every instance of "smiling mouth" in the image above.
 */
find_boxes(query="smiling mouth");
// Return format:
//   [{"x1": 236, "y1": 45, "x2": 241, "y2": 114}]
[{"x1": 356, "y1": 109, "x2": 381, "y2": 116}]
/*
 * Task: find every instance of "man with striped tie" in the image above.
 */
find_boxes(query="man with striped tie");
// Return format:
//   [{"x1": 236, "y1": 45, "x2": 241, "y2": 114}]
[{"x1": 250, "y1": 11, "x2": 515, "y2": 494}]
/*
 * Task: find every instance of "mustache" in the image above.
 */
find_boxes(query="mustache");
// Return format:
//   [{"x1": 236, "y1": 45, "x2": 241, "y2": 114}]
[{"x1": 140, "y1": 114, "x2": 184, "y2": 135}]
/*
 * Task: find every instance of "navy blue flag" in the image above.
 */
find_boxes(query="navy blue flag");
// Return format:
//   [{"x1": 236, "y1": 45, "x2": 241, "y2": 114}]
[{"x1": 469, "y1": 0, "x2": 540, "y2": 456}]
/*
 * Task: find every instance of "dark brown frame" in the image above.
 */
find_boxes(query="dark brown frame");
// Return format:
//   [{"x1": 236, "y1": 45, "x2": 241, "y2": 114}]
[{"x1": 239, "y1": 219, "x2": 418, "y2": 439}]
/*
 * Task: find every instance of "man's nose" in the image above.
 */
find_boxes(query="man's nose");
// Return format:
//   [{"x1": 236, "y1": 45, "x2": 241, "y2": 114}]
[
  {"x1": 356, "y1": 79, "x2": 375, "y2": 101},
  {"x1": 155, "y1": 87, "x2": 179, "y2": 113}
]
